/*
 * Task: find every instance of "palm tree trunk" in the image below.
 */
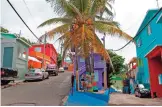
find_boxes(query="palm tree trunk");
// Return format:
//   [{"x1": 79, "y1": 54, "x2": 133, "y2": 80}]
[
  {"x1": 75, "y1": 47, "x2": 79, "y2": 91},
  {"x1": 85, "y1": 57, "x2": 91, "y2": 74}
]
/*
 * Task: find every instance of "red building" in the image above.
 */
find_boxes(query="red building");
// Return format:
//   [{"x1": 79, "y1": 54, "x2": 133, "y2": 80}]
[
  {"x1": 28, "y1": 43, "x2": 58, "y2": 68},
  {"x1": 146, "y1": 46, "x2": 162, "y2": 98}
]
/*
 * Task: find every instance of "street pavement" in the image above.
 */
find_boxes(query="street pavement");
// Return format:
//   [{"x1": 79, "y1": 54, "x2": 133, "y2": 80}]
[
  {"x1": 1, "y1": 72, "x2": 72, "y2": 106},
  {"x1": 109, "y1": 93, "x2": 162, "y2": 106}
]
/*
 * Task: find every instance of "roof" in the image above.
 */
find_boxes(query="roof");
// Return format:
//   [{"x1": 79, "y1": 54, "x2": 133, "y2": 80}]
[
  {"x1": 1, "y1": 32, "x2": 31, "y2": 47},
  {"x1": 0, "y1": 32, "x2": 17, "y2": 38},
  {"x1": 17, "y1": 38, "x2": 31, "y2": 47},
  {"x1": 135, "y1": 8, "x2": 162, "y2": 38}
]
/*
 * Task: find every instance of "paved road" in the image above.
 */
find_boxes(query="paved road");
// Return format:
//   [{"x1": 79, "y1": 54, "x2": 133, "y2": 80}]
[
  {"x1": 1, "y1": 72, "x2": 72, "y2": 106},
  {"x1": 109, "y1": 93, "x2": 162, "y2": 106}
]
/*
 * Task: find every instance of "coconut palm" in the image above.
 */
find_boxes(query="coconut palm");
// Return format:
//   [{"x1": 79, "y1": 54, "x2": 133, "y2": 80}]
[{"x1": 38, "y1": 0, "x2": 132, "y2": 89}]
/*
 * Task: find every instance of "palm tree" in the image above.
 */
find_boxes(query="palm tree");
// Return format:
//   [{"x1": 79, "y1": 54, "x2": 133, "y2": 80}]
[{"x1": 38, "y1": 0, "x2": 132, "y2": 89}]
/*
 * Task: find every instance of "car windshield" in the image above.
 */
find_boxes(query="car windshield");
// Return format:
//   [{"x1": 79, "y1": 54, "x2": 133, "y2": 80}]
[{"x1": 138, "y1": 84, "x2": 144, "y2": 89}]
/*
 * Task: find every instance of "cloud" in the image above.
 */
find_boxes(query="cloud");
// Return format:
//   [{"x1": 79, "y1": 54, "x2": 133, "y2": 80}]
[{"x1": 1, "y1": 0, "x2": 162, "y2": 63}]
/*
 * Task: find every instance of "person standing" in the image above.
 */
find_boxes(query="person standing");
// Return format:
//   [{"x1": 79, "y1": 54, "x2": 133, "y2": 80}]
[{"x1": 71, "y1": 73, "x2": 75, "y2": 95}]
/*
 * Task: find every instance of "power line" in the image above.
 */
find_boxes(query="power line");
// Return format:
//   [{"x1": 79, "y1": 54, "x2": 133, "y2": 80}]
[
  {"x1": 7, "y1": 0, "x2": 42, "y2": 42},
  {"x1": 111, "y1": 7, "x2": 162, "y2": 51},
  {"x1": 22, "y1": 0, "x2": 43, "y2": 35}
]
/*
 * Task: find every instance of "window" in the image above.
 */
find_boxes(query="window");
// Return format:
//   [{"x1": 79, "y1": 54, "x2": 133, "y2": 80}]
[
  {"x1": 35, "y1": 47, "x2": 41, "y2": 52},
  {"x1": 158, "y1": 74, "x2": 162, "y2": 85},
  {"x1": 80, "y1": 58, "x2": 85, "y2": 62},
  {"x1": 18, "y1": 47, "x2": 26, "y2": 59},
  {"x1": 137, "y1": 38, "x2": 142, "y2": 47},
  {"x1": 147, "y1": 25, "x2": 151, "y2": 35}
]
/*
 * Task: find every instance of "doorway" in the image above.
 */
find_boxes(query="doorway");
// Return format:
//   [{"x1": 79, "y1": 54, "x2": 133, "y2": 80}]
[{"x1": 3, "y1": 47, "x2": 13, "y2": 68}]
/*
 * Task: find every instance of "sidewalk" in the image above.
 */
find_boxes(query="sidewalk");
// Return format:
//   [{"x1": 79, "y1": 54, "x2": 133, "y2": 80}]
[
  {"x1": 1, "y1": 80, "x2": 24, "y2": 89},
  {"x1": 109, "y1": 93, "x2": 162, "y2": 106},
  {"x1": 64, "y1": 79, "x2": 110, "y2": 106}
]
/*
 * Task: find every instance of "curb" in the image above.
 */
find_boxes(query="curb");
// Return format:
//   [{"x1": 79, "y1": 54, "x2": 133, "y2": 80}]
[
  {"x1": 60, "y1": 96, "x2": 68, "y2": 106},
  {"x1": 1, "y1": 80, "x2": 24, "y2": 89}
]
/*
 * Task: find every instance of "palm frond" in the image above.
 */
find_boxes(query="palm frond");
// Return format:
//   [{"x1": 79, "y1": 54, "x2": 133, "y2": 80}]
[
  {"x1": 94, "y1": 22, "x2": 133, "y2": 40},
  {"x1": 47, "y1": 24, "x2": 70, "y2": 38},
  {"x1": 95, "y1": 20, "x2": 120, "y2": 28},
  {"x1": 46, "y1": 0, "x2": 69, "y2": 16},
  {"x1": 55, "y1": 32, "x2": 71, "y2": 43},
  {"x1": 38, "y1": 18, "x2": 72, "y2": 28},
  {"x1": 92, "y1": 34, "x2": 115, "y2": 72}
]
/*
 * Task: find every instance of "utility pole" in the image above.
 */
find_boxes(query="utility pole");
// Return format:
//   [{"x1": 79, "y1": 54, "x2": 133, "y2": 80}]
[
  {"x1": 19, "y1": 30, "x2": 21, "y2": 37},
  {"x1": 102, "y1": 33, "x2": 107, "y2": 89},
  {"x1": 42, "y1": 33, "x2": 47, "y2": 69}
]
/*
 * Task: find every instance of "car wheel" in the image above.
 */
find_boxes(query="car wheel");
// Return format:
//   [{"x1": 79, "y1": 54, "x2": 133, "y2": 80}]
[
  {"x1": 47, "y1": 75, "x2": 49, "y2": 79},
  {"x1": 1, "y1": 80, "x2": 10, "y2": 85},
  {"x1": 41, "y1": 76, "x2": 44, "y2": 81},
  {"x1": 138, "y1": 93, "x2": 142, "y2": 98},
  {"x1": 24, "y1": 80, "x2": 28, "y2": 82}
]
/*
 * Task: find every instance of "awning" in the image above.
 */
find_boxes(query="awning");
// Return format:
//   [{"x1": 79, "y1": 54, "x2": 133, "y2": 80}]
[
  {"x1": 29, "y1": 51, "x2": 50, "y2": 62},
  {"x1": 28, "y1": 56, "x2": 41, "y2": 62}
]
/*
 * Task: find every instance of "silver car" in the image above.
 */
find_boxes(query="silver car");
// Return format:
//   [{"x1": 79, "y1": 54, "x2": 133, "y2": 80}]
[
  {"x1": 59, "y1": 67, "x2": 65, "y2": 73},
  {"x1": 25, "y1": 69, "x2": 49, "y2": 81}
]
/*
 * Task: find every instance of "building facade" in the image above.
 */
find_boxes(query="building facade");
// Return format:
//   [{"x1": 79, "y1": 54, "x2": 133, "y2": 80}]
[
  {"x1": 1, "y1": 33, "x2": 30, "y2": 80},
  {"x1": 28, "y1": 43, "x2": 58, "y2": 68},
  {"x1": 134, "y1": 8, "x2": 162, "y2": 98},
  {"x1": 74, "y1": 53, "x2": 105, "y2": 90}
]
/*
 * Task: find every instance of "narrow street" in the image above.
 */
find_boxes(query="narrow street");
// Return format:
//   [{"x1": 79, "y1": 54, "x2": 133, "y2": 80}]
[
  {"x1": 109, "y1": 93, "x2": 162, "y2": 106},
  {"x1": 1, "y1": 72, "x2": 72, "y2": 106}
]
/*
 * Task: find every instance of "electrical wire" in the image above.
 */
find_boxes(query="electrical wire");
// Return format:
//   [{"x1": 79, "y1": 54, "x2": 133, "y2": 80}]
[
  {"x1": 7, "y1": 0, "x2": 43, "y2": 43},
  {"x1": 22, "y1": 0, "x2": 43, "y2": 35},
  {"x1": 110, "y1": 7, "x2": 162, "y2": 52}
]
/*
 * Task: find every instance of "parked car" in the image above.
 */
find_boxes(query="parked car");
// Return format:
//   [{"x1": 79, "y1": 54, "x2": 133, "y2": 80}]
[
  {"x1": 135, "y1": 84, "x2": 151, "y2": 98},
  {"x1": 25, "y1": 68, "x2": 49, "y2": 81},
  {"x1": 59, "y1": 67, "x2": 65, "y2": 73},
  {"x1": 46, "y1": 64, "x2": 58, "y2": 76},
  {"x1": 1, "y1": 67, "x2": 18, "y2": 85}
]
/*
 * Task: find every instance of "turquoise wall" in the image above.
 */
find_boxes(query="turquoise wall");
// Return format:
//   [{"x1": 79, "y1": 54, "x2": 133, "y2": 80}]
[{"x1": 134, "y1": 9, "x2": 162, "y2": 84}]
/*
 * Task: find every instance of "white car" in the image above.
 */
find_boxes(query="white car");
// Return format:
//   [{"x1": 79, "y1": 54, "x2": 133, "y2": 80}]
[
  {"x1": 25, "y1": 69, "x2": 49, "y2": 81},
  {"x1": 59, "y1": 67, "x2": 65, "y2": 73}
]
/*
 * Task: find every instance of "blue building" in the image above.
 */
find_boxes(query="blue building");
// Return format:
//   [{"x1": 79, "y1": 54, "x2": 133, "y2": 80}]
[{"x1": 134, "y1": 8, "x2": 162, "y2": 98}]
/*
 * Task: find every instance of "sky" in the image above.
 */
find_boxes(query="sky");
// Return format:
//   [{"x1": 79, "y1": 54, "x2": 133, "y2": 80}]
[{"x1": 1, "y1": 0, "x2": 162, "y2": 63}]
